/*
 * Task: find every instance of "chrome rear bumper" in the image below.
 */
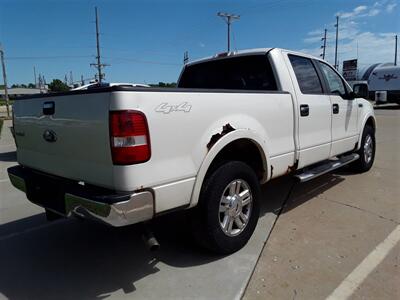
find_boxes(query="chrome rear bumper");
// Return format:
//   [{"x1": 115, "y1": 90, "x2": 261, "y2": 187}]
[
  {"x1": 8, "y1": 166, "x2": 154, "y2": 227},
  {"x1": 65, "y1": 191, "x2": 154, "y2": 226}
]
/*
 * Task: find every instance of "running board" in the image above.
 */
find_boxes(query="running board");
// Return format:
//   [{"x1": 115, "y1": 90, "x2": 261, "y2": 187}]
[{"x1": 295, "y1": 153, "x2": 360, "y2": 182}]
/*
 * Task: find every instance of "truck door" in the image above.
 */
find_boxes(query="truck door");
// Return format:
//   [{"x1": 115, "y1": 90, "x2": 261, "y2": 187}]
[
  {"x1": 287, "y1": 54, "x2": 332, "y2": 168},
  {"x1": 317, "y1": 61, "x2": 358, "y2": 156}
]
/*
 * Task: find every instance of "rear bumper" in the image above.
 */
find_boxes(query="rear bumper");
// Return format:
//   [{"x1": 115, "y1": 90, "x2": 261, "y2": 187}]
[{"x1": 7, "y1": 165, "x2": 154, "y2": 227}]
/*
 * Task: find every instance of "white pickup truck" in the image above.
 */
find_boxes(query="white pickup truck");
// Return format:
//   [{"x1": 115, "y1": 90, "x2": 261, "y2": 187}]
[{"x1": 8, "y1": 48, "x2": 376, "y2": 254}]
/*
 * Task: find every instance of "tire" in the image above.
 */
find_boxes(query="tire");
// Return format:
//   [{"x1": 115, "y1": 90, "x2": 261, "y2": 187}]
[
  {"x1": 191, "y1": 161, "x2": 261, "y2": 254},
  {"x1": 351, "y1": 125, "x2": 376, "y2": 172}
]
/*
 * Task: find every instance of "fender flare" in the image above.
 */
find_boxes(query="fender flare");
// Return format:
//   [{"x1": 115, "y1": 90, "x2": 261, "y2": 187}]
[
  {"x1": 357, "y1": 113, "x2": 376, "y2": 150},
  {"x1": 189, "y1": 129, "x2": 270, "y2": 208}
]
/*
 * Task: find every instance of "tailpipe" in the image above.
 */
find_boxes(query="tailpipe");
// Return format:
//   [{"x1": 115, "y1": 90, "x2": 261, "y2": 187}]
[{"x1": 142, "y1": 227, "x2": 160, "y2": 251}]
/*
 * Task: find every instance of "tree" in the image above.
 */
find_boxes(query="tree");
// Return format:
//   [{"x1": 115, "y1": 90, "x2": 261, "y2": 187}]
[
  {"x1": 11, "y1": 84, "x2": 28, "y2": 88},
  {"x1": 28, "y1": 83, "x2": 35, "y2": 88},
  {"x1": 149, "y1": 82, "x2": 177, "y2": 88},
  {"x1": 48, "y1": 79, "x2": 70, "y2": 92}
]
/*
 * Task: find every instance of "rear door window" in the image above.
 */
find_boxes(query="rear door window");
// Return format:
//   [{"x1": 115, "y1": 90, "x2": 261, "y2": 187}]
[
  {"x1": 178, "y1": 55, "x2": 278, "y2": 91},
  {"x1": 289, "y1": 55, "x2": 323, "y2": 94}
]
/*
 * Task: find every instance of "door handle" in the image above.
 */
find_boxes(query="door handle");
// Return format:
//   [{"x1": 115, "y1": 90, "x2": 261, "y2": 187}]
[
  {"x1": 332, "y1": 103, "x2": 339, "y2": 114},
  {"x1": 300, "y1": 104, "x2": 309, "y2": 117}
]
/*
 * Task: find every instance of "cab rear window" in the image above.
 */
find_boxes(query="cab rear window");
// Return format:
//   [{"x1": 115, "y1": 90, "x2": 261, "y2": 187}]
[{"x1": 178, "y1": 55, "x2": 278, "y2": 91}]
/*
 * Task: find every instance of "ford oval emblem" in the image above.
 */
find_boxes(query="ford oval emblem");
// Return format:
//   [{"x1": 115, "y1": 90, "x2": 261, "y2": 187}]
[{"x1": 43, "y1": 129, "x2": 57, "y2": 143}]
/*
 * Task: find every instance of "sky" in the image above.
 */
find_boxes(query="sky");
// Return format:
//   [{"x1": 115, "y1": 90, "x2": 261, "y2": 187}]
[{"x1": 0, "y1": 0, "x2": 399, "y2": 85}]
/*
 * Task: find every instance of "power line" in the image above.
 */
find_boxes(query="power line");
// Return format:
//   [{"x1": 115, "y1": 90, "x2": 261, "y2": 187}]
[
  {"x1": 240, "y1": 0, "x2": 309, "y2": 16},
  {"x1": 5, "y1": 55, "x2": 92, "y2": 60},
  {"x1": 217, "y1": 12, "x2": 240, "y2": 52},
  {"x1": 106, "y1": 56, "x2": 181, "y2": 66}
]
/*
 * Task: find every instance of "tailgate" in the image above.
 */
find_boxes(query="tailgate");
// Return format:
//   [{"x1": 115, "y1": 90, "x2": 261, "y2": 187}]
[{"x1": 13, "y1": 92, "x2": 114, "y2": 189}]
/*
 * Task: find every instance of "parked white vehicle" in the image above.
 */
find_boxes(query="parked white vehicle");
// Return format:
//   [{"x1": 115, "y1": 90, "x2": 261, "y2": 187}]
[
  {"x1": 72, "y1": 82, "x2": 150, "y2": 90},
  {"x1": 353, "y1": 64, "x2": 400, "y2": 105},
  {"x1": 8, "y1": 48, "x2": 376, "y2": 254}
]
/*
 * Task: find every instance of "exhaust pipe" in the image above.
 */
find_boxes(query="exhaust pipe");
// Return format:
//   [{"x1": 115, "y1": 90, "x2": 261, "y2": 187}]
[{"x1": 142, "y1": 227, "x2": 160, "y2": 251}]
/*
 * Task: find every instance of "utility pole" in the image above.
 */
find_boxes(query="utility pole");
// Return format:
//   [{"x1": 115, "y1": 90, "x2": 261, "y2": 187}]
[
  {"x1": 69, "y1": 71, "x2": 73, "y2": 86},
  {"x1": 38, "y1": 73, "x2": 42, "y2": 92},
  {"x1": 0, "y1": 44, "x2": 10, "y2": 118},
  {"x1": 320, "y1": 29, "x2": 327, "y2": 60},
  {"x1": 334, "y1": 15, "x2": 339, "y2": 70},
  {"x1": 33, "y1": 66, "x2": 37, "y2": 88},
  {"x1": 183, "y1": 51, "x2": 189, "y2": 65},
  {"x1": 217, "y1": 12, "x2": 240, "y2": 52},
  {"x1": 90, "y1": 7, "x2": 108, "y2": 83},
  {"x1": 395, "y1": 34, "x2": 398, "y2": 66}
]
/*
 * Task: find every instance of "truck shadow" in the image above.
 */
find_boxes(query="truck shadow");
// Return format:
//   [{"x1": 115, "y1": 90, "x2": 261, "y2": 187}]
[
  {"x1": 0, "y1": 173, "x2": 345, "y2": 299},
  {"x1": 0, "y1": 150, "x2": 17, "y2": 162},
  {"x1": 374, "y1": 104, "x2": 400, "y2": 110}
]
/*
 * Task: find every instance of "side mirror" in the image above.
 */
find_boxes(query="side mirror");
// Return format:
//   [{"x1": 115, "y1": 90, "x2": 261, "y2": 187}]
[
  {"x1": 347, "y1": 91, "x2": 357, "y2": 100},
  {"x1": 353, "y1": 83, "x2": 369, "y2": 99}
]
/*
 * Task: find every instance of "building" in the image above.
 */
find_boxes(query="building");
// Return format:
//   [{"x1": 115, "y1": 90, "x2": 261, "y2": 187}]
[{"x1": 0, "y1": 87, "x2": 48, "y2": 99}]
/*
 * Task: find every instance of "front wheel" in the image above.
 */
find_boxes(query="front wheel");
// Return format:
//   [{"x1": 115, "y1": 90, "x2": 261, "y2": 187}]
[
  {"x1": 351, "y1": 125, "x2": 376, "y2": 172},
  {"x1": 191, "y1": 161, "x2": 261, "y2": 254}
]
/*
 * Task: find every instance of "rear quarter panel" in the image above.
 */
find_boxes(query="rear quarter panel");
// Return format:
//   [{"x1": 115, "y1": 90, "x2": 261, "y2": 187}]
[{"x1": 110, "y1": 90, "x2": 295, "y2": 212}]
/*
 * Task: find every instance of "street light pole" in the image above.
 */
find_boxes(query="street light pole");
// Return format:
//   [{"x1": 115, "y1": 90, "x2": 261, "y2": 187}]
[{"x1": 217, "y1": 12, "x2": 240, "y2": 52}]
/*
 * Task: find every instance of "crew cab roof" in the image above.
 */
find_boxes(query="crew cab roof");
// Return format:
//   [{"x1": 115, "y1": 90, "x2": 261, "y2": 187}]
[
  {"x1": 186, "y1": 47, "x2": 326, "y2": 67},
  {"x1": 187, "y1": 48, "x2": 273, "y2": 66}
]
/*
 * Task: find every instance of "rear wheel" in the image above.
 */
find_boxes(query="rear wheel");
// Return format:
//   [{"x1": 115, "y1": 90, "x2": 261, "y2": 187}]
[
  {"x1": 351, "y1": 125, "x2": 375, "y2": 172},
  {"x1": 192, "y1": 161, "x2": 260, "y2": 254}
]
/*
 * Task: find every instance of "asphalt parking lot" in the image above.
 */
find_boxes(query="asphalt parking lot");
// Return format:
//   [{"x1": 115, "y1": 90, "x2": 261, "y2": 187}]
[{"x1": 0, "y1": 105, "x2": 399, "y2": 300}]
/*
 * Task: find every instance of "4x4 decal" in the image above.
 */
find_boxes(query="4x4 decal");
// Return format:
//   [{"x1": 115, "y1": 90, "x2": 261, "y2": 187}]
[{"x1": 155, "y1": 102, "x2": 192, "y2": 114}]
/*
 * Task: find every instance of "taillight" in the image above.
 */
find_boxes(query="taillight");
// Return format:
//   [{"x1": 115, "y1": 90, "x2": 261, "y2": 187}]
[{"x1": 109, "y1": 110, "x2": 151, "y2": 165}]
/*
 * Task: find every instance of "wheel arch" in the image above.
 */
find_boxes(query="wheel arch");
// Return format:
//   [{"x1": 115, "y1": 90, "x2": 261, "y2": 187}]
[
  {"x1": 357, "y1": 114, "x2": 376, "y2": 150},
  {"x1": 189, "y1": 129, "x2": 270, "y2": 208}
]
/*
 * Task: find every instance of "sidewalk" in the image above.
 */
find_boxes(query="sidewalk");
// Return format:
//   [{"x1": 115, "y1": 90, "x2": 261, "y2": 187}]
[
  {"x1": 0, "y1": 105, "x2": 12, "y2": 118},
  {"x1": 244, "y1": 109, "x2": 400, "y2": 300},
  {"x1": 0, "y1": 119, "x2": 14, "y2": 145},
  {"x1": 0, "y1": 119, "x2": 16, "y2": 182}
]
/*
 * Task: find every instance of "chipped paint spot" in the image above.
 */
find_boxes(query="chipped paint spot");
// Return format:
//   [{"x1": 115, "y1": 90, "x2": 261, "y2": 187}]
[{"x1": 206, "y1": 123, "x2": 235, "y2": 151}]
